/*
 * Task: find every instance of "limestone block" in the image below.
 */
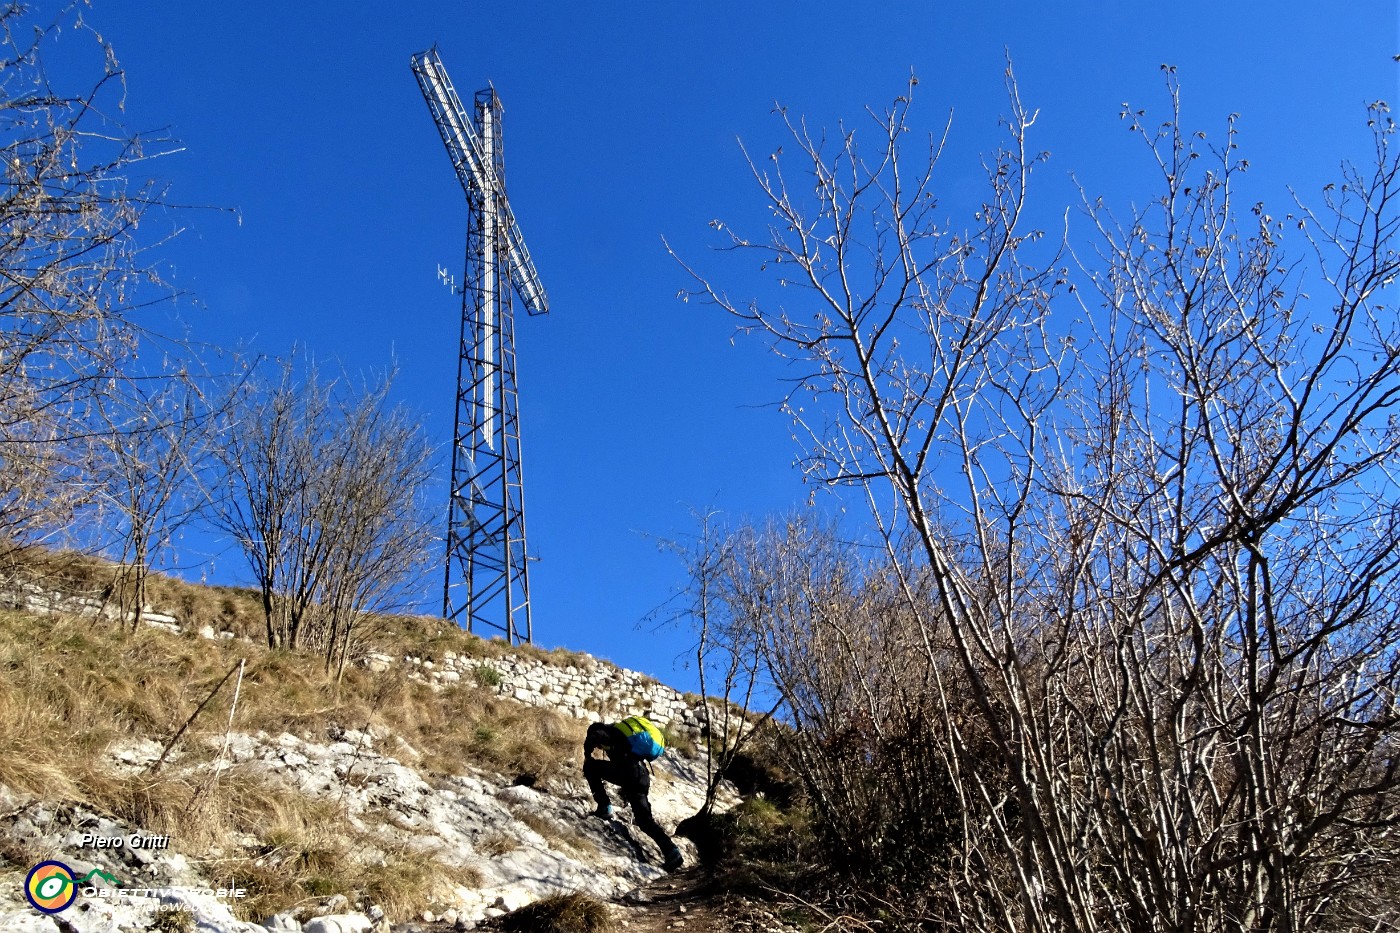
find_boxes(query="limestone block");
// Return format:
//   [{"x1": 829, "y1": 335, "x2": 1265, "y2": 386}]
[
  {"x1": 496, "y1": 784, "x2": 541, "y2": 807},
  {"x1": 303, "y1": 915, "x2": 373, "y2": 933},
  {"x1": 143, "y1": 618, "x2": 182, "y2": 634}
]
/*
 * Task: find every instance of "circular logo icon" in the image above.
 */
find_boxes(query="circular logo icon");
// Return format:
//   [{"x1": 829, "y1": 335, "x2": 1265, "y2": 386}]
[{"x1": 25, "y1": 861, "x2": 77, "y2": 914}]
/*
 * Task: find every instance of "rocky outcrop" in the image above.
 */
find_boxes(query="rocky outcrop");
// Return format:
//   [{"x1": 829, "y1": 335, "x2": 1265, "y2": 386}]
[
  {"x1": 0, "y1": 580, "x2": 743, "y2": 931},
  {"x1": 0, "y1": 616, "x2": 737, "y2": 930},
  {"x1": 0, "y1": 719, "x2": 717, "y2": 932}
]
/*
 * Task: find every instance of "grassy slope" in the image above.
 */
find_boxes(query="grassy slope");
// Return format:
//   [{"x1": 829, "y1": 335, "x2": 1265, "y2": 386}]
[{"x1": 0, "y1": 556, "x2": 598, "y2": 922}]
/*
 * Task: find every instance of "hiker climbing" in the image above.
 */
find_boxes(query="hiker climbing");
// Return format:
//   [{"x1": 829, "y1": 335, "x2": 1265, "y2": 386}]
[{"x1": 584, "y1": 714, "x2": 684, "y2": 872}]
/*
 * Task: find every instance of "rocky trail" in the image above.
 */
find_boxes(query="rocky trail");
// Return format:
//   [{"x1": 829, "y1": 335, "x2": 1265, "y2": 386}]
[
  {"x1": 0, "y1": 712, "x2": 793, "y2": 932},
  {"x1": 609, "y1": 868, "x2": 737, "y2": 933},
  {"x1": 456, "y1": 866, "x2": 800, "y2": 933}
]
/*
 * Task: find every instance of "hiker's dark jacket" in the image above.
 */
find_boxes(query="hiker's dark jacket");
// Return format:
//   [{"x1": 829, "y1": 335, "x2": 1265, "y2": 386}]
[{"x1": 584, "y1": 721, "x2": 649, "y2": 794}]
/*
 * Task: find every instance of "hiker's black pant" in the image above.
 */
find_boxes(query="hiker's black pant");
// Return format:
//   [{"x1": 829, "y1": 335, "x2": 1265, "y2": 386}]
[{"x1": 584, "y1": 756, "x2": 676, "y2": 855}]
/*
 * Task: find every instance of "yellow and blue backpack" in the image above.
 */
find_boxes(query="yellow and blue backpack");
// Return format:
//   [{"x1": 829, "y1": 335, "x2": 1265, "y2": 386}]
[{"x1": 615, "y1": 715, "x2": 665, "y2": 761}]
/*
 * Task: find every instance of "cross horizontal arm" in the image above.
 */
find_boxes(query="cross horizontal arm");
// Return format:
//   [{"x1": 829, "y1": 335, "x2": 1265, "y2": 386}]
[{"x1": 411, "y1": 47, "x2": 549, "y2": 316}]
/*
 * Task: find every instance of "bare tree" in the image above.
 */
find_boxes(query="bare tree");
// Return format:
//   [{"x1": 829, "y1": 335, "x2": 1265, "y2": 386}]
[
  {"x1": 207, "y1": 357, "x2": 315, "y2": 648},
  {"x1": 85, "y1": 368, "x2": 224, "y2": 629},
  {"x1": 662, "y1": 510, "x2": 784, "y2": 815},
  {"x1": 208, "y1": 357, "x2": 435, "y2": 663},
  {"x1": 0, "y1": 2, "x2": 180, "y2": 541},
  {"x1": 678, "y1": 68, "x2": 1400, "y2": 932},
  {"x1": 312, "y1": 375, "x2": 437, "y2": 678}
]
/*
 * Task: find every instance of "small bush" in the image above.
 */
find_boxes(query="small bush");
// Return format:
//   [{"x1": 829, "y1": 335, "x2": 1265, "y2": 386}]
[
  {"x1": 473, "y1": 664, "x2": 502, "y2": 688},
  {"x1": 501, "y1": 892, "x2": 613, "y2": 933},
  {"x1": 678, "y1": 796, "x2": 813, "y2": 895},
  {"x1": 478, "y1": 831, "x2": 518, "y2": 857}
]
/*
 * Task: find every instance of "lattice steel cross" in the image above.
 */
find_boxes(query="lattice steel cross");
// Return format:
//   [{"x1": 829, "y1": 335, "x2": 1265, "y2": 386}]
[{"x1": 412, "y1": 47, "x2": 548, "y2": 644}]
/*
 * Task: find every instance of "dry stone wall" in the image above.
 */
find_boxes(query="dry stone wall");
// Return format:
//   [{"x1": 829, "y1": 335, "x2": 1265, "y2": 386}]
[
  {"x1": 0, "y1": 580, "x2": 185, "y2": 631},
  {"x1": 378, "y1": 649, "x2": 725, "y2": 750},
  {"x1": 3, "y1": 576, "x2": 730, "y2": 749}
]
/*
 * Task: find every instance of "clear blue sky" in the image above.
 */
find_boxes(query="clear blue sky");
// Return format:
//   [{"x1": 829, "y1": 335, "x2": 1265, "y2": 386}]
[{"x1": 53, "y1": 1, "x2": 1397, "y2": 687}]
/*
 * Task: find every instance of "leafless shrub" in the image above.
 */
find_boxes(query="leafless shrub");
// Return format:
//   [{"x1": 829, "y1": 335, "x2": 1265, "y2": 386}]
[
  {"x1": 85, "y1": 370, "x2": 231, "y2": 629},
  {"x1": 679, "y1": 514, "x2": 986, "y2": 900},
  {"x1": 0, "y1": 2, "x2": 184, "y2": 540},
  {"x1": 661, "y1": 510, "x2": 783, "y2": 814},
  {"x1": 207, "y1": 356, "x2": 436, "y2": 672},
  {"x1": 679, "y1": 67, "x2": 1400, "y2": 932}
]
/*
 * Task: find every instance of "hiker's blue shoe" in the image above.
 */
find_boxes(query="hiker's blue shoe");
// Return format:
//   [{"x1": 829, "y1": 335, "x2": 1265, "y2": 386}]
[{"x1": 592, "y1": 804, "x2": 613, "y2": 820}]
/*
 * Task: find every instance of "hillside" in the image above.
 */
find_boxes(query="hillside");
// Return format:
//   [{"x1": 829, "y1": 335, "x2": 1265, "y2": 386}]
[{"x1": 0, "y1": 558, "x2": 791, "y2": 932}]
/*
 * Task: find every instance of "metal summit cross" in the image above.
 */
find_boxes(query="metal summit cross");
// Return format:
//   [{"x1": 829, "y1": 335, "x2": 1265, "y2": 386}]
[{"x1": 411, "y1": 48, "x2": 548, "y2": 644}]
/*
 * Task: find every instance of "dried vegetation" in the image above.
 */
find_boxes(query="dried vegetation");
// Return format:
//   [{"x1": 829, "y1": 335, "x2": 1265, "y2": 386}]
[{"x1": 0, "y1": 555, "x2": 590, "y2": 920}]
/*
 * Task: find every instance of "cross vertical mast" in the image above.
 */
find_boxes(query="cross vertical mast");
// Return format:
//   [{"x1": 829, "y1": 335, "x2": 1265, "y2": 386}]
[{"x1": 412, "y1": 49, "x2": 548, "y2": 644}]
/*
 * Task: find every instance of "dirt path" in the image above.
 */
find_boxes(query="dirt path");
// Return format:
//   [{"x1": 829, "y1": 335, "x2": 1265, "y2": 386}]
[
  {"x1": 610, "y1": 867, "x2": 802, "y2": 933},
  {"x1": 611, "y1": 866, "x2": 729, "y2": 931},
  {"x1": 458, "y1": 866, "x2": 803, "y2": 933}
]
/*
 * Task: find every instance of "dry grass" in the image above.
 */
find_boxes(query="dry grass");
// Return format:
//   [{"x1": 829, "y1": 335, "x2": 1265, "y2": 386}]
[
  {"x1": 0, "y1": 602, "x2": 587, "y2": 792},
  {"x1": 369, "y1": 608, "x2": 596, "y2": 672},
  {"x1": 478, "y1": 830, "x2": 519, "y2": 857},
  {"x1": 0, "y1": 546, "x2": 266, "y2": 640},
  {"x1": 0, "y1": 593, "x2": 583, "y2": 922},
  {"x1": 202, "y1": 780, "x2": 481, "y2": 922},
  {"x1": 2, "y1": 544, "x2": 604, "y2": 674},
  {"x1": 421, "y1": 686, "x2": 583, "y2": 781},
  {"x1": 149, "y1": 579, "x2": 264, "y2": 641},
  {"x1": 0, "y1": 545, "x2": 118, "y2": 595},
  {"x1": 362, "y1": 846, "x2": 482, "y2": 921},
  {"x1": 501, "y1": 892, "x2": 614, "y2": 933},
  {"x1": 0, "y1": 758, "x2": 482, "y2": 922}
]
